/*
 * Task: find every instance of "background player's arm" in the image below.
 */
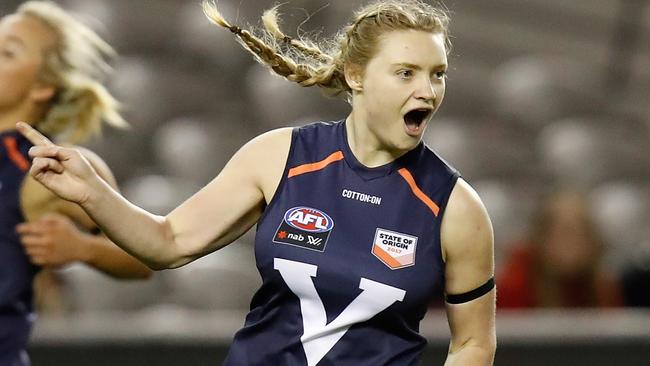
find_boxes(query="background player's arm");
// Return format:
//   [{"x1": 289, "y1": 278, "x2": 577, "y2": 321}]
[
  {"x1": 20, "y1": 123, "x2": 292, "y2": 270},
  {"x1": 441, "y1": 179, "x2": 496, "y2": 366},
  {"x1": 19, "y1": 147, "x2": 151, "y2": 279}
]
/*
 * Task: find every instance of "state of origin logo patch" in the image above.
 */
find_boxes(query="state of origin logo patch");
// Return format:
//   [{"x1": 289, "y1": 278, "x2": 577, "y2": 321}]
[
  {"x1": 372, "y1": 228, "x2": 418, "y2": 270},
  {"x1": 273, "y1": 206, "x2": 334, "y2": 252}
]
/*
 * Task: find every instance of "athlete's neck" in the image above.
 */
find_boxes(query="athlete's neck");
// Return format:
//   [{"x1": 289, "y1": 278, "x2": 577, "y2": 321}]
[
  {"x1": 0, "y1": 103, "x2": 44, "y2": 134},
  {"x1": 345, "y1": 112, "x2": 406, "y2": 168}
]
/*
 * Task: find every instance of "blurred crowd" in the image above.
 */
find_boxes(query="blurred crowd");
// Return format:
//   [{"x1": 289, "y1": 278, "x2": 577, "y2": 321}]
[{"x1": 1, "y1": 0, "x2": 648, "y2": 315}]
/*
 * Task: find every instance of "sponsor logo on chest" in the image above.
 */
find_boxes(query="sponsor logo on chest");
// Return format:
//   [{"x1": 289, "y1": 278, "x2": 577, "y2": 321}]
[
  {"x1": 273, "y1": 206, "x2": 334, "y2": 252},
  {"x1": 341, "y1": 189, "x2": 382, "y2": 206},
  {"x1": 372, "y1": 228, "x2": 418, "y2": 270}
]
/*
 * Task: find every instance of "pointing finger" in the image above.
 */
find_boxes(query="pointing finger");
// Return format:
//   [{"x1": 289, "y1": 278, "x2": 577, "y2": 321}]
[{"x1": 16, "y1": 122, "x2": 54, "y2": 147}]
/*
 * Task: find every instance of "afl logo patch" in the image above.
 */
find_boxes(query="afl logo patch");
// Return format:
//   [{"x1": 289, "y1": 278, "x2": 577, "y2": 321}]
[
  {"x1": 274, "y1": 206, "x2": 334, "y2": 252},
  {"x1": 284, "y1": 207, "x2": 334, "y2": 232}
]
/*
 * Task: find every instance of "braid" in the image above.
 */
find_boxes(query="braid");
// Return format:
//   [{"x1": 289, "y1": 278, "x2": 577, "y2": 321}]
[
  {"x1": 202, "y1": 0, "x2": 449, "y2": 97},
  {"x1": 202, "y1": 1, "x2": 348, "y2": 94},
  {"x1": 261, "y1": 6, "x2": 333, "y2": 64}
]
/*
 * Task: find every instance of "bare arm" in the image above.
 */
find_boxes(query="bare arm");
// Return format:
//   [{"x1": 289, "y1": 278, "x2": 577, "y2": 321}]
[
  {"x1": 441, "y1": 179, "x2": 496, "y2": 366},
  {"x1": 19, "y1": 148, "x2": 151, "y2": 279},
  {"x1": 164, "y1": 128, "x2": 291, "y2": 267},
  {"x1": 18, "y1": 122, "x2": 292, "y2": 270}
]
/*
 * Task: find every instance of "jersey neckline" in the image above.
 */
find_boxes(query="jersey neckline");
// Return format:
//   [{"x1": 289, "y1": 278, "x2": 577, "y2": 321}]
[{"x1": 337, "y1": 120, "x2": 423, "y2": 181}]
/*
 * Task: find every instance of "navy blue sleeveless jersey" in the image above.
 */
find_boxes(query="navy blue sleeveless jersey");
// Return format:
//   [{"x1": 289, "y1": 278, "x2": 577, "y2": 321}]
[
  {"x1": 0, "y1": 130, "x2": 37, "y2": 360},
  {"x1": 224, "y1": 121, "x2": 459, "y2": 366}
]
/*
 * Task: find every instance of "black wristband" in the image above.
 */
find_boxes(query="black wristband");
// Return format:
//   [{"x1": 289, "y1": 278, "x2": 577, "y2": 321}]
[{"x1": 445, "y1": 277, "x2": 495, "y2": 304}]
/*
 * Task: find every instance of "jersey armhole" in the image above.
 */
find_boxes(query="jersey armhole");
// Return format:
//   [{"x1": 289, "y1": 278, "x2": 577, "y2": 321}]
[
  {"x1": 436, "y1": 171, "x2": 461, "y2": 266},
  {"x1": 255, "y1": 127, "x2": 299, "y2": 226}
]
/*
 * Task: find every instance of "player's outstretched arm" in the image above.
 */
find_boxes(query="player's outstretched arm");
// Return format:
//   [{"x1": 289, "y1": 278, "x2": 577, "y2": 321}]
[
  {"x1": 16, "y1": 122, "x2": 291, "y2": 270},
  {"x1": 441, "y1": 179, "x2": 496, "y2": 366}
]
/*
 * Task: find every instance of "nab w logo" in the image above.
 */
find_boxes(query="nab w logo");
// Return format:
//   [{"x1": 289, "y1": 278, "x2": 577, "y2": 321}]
[
  {"x1": 275, "y1": 207, "x2": 334, "y2": 252},
  {"x1": 306, "y1": 236, "x2": 322, "y2": 246},
  {"x1": 274, "y1": 258, "x2": 406, "y2": 366}
]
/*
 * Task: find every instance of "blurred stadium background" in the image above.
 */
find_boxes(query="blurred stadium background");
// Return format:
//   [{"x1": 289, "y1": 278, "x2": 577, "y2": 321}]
[{"x1": 1, "y1": 0, "x2": 648, "y2": 364}]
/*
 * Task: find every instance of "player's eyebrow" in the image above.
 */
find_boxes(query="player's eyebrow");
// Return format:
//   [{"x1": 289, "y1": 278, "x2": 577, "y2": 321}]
[
  {"x1": 4, "y1": 35, "x2": 27, "y2": 49},
  {"x1": 391, "y1": 62, "x2": 447, "y2": 70}
]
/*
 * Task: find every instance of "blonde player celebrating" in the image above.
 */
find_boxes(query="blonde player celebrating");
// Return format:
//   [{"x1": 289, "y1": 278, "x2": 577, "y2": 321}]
[
  {"x1": 1, "y1": 2, "x2": 151, "y2": 364},
  {"x1": 19, "y1": 0, "x2": 496, "y2": 364}
]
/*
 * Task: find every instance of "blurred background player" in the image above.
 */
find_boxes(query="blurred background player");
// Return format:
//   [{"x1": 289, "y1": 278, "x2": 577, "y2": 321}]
[
  {"x1": 0, "y1": 1, "x2": 151, "y2": 364},
  {"x1": 497, "y1": 189, "x2": 622, "y2": 308}
]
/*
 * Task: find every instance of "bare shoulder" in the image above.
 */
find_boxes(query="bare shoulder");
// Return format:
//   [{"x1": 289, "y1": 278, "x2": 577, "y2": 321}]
[
  {"x1": 233, "y1": 127, "x2": 293, "y2": 201},
  {"x1": 446, "y1": 178, "x2": 489, "y2": 219},
  {"x1": 20, "y1": 174, "x2": 57, "y2": 222},
  {"x1": 442, "y1": 178, "x2": 493, "y2": 259},
  {"x1": 243, "y1": 127, "x2": 293, "y2": 156},
  {"x1": 441, "y1": 178, "x2": 494, "y2": 292}
]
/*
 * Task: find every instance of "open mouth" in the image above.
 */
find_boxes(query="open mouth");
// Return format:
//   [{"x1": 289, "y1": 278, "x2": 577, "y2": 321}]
[{"x1": 403, "y1": 108, "x2": 432, "y2": 135}]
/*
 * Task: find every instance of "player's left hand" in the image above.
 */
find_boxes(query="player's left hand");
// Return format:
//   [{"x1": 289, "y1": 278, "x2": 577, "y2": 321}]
[
  {"x1": 16, "y1": 213, "x2": 90, "y2": 267},
  {"x1": 16, "y1": 121, "x2": 100, "y2": 205}
]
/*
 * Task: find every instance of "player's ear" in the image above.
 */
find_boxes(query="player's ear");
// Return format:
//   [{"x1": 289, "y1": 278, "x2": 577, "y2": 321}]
[
  {"x1": 29, "y1": 82, "x2": 56, "y2": 103},
  {"x1": 344, "y1": 63, "x2": 364, "y2": 92}
]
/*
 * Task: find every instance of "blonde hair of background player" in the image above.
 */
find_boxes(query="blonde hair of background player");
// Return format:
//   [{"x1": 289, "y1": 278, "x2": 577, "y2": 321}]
[{"x1": 17, "y1": 0, "x2": 126, "y2": 143}]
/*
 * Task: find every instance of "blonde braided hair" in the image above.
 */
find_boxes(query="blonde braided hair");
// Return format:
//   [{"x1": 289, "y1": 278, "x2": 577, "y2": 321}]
[{"x1": 202, "y1": 0, "x2": 450, "y2": 98}]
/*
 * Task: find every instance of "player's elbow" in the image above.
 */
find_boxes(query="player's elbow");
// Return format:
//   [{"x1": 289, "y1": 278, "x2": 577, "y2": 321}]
[
  {"x1": 146, "y1": 217, "x2": 193, "y2": 270},
  {"x1": 162, "y1": 257, "x2": 193, "y2": 270},
  {"x1": 135, "y1": 266, "x2": 154, "y2": 279},
  {"x1": 484, "y1": 337, "x2": 497, "y2": 363},
  {"x1": 146, "y1": 255, "x2": 184, "y2": 270},
  {"x1": 474, "y1": 335, "x2": 497, "y2": 365},
  {"x1": 144, "y1": 250, "x2": 193, "y2": 270},
  {"x1": 448, "y1": 334, "x2": 496, "y2": 365},
  {"x1": 135, "y1": 249, "x2": 183, "y2": 271},
  {"x1": 474, "y1": 331, "x2": 496, "y2": 361}
]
